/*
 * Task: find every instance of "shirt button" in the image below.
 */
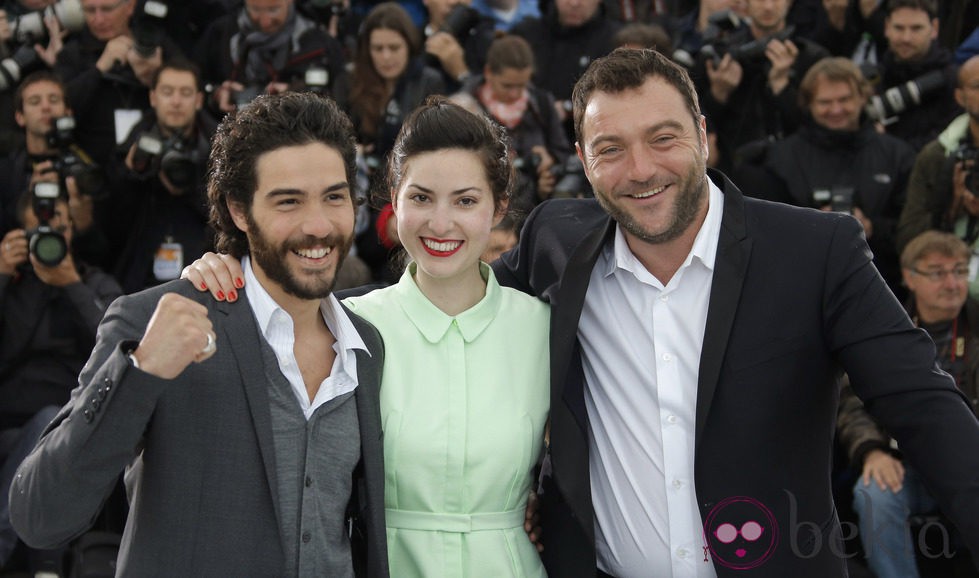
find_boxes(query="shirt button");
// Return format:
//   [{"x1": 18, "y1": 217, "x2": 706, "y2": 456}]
[
  {"x1": 302, "y1": 531, "x2": 311, "y2": 543},
  {"x1": 662, "y1": 353, "x2": 672, "y2": 362},
  {"x1": 672, "y1": 479, "x2": 683, "y2": 489},
  {"x1": 660, "y1": 295, "x2": 669, "y2": 302},
  {"x1": 83, "y1": 409, "x2": 94, "y2": 423},
  {"x1": 677, "y1": 547, "x2": 689, "y2": 559},
  {"x1": 305, "y1": 476, "x2": 312, "y2": 488},
  {"x1": 666, "y1": 414, "x2": 677, "y2": 424}
]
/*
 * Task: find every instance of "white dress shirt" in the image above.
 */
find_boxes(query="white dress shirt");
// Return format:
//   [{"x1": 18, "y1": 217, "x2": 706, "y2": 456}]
[
  {"x1": 579, "y1": 180, "x2": 724, "y2": 578},
  {"x1": 242, "y1": 256, "x2": 367, "y2": 420}
]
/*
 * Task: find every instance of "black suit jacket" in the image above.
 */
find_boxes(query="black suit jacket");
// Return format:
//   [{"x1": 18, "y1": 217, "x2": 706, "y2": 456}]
[{"x1": 494, "y1": 170, "x2": 979, "y2": 577}]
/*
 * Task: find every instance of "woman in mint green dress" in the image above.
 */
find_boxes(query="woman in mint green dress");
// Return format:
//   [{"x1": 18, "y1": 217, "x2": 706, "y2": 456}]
[{"x1": 184, "y1": 98, "x2": 549, "y2": 576}]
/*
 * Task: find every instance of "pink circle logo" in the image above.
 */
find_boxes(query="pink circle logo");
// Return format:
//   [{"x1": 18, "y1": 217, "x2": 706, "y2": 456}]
[{"x1": 703, "y1": 496, "x2": 778, "y2": 570}]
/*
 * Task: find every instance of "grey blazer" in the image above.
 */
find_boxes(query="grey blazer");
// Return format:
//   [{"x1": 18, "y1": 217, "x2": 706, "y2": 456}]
[{"x1": 9, "y1": 280, "x2": 389, "y2": 578}]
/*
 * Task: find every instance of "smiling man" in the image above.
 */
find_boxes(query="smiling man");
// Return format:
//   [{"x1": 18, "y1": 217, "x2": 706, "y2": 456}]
[
  {"x1": 494, "y1": 47, "x2": 979, "y2": 577},
  {"x1": 747, "y1": 56, "x2": 915, "y2": 295},
  {"x1": 9, "y1": 92, "x2": 389, "y2": 577}
]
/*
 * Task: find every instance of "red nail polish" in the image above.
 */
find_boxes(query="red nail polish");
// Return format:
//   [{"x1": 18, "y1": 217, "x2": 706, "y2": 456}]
[
  {"x1": 216, "y1": 291, "x2": 225, "y2": 301},
  {"x1": 201, "y1": 282, "x2": 207, "y2": 291},
  {"x1": 235, "y1": 277, "x2": 244, "y2": 289},
  {"x1": 228, "y1": 290, "x2": 237, "y2": 302}
]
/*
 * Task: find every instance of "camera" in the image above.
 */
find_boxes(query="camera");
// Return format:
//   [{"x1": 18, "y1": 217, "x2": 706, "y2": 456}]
[
  {"x1": 304, "y1": 66, "x2": 330, "y2": 95},
  {"x1": 813, "y1": 186, "x2": 855, "y2": 212},
  {"x1": 441, "y1": 5, "x2": 480, "y2": 40},
  {"x1": 552, "y1": 155, "x2": 591, "y2": 198},
  {"x1": 27, "y1": 181, "x2": 68, "y2": 267},
  {"x1": 0, "y1": 44, "x2": 43, "y2": 92},
  {"x1": 132, "y1": 1, "x2": 169, "y2": 59},
  {"x1": 300, "y1": 0, "x2": 347, "y2": 19},
  {"x1": 513, "y1": 151, "x2": 542, "y2": 175},
  {"x1": 43, "y1": 116, "x2": 105, "y2": 198},
  {"x1": 865, "y1": 69, "x2": 948, "y2": 123},
  {"x1": 9, "y1": 0, "x2": 85, "y2": 44},
  {"x1": 130, "y1": 127, "x2": 204, "y2": 192},
  {"x1": 0, "y1": 0, "x2": 85, "y2": 91},
  {"x1": 699, "y1": 24, "x2": 795, "y2": 68},
  {"x1": 954, "y1": 144, "x2": 979, "y2": 196}
]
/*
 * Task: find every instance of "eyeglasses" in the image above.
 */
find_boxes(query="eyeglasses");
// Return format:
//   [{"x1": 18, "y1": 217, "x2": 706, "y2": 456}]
[
  {"x1": 910, "y1": 267, "x2": 971, "y2": 282},
  {"x1": 82, "y1": 0, "x2": 129, "y2": 16}
]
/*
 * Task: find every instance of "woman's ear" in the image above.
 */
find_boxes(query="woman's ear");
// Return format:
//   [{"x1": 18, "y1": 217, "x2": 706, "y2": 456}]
[{"x1": 493, "y1": 199, "x2": 510, "y2": 227}]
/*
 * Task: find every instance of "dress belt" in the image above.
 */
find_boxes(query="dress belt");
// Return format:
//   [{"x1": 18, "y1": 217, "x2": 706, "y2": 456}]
[{"x1": 385, "y1": 507, "x2": 525, "y2": 533}]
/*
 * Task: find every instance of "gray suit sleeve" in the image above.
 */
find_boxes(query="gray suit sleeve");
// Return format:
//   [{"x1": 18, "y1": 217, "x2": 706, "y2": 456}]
[{"x1": 9, "y1": 291, "x2": 173, "y2": 549}]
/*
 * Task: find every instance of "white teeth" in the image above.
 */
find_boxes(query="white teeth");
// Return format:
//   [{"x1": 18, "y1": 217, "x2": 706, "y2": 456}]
[
  {"x1": 632, "y1": 185, "x2": 666, "y2": 199},
  {"x1": 423, "y1": 239, "x2": 462, "y2": 252},
  {"x1": 295, "y1": 247, "x2": 332, "y2": 259}
]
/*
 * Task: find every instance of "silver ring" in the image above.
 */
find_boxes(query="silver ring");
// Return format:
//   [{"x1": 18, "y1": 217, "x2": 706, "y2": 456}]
[{"x1": 202, "y1": 333, "x2": 216, "y2": 355}]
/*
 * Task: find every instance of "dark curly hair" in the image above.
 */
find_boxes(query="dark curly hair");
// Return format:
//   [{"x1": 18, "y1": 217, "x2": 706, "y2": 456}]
[
  {"x1": 207, "y1": 92, "x2": 357, "y2": 258},
  {"x1": 386, "y1": 96, "x2": 512, "y2": 213}
]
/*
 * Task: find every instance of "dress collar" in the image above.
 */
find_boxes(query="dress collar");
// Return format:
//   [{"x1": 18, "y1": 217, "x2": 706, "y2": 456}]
[{"x1": 393, "y1": 261, "x2": 501, "y2": 343}]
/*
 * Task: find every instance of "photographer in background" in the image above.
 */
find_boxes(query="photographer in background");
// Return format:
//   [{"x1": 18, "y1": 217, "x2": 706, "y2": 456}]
[
  {"x1": 898, "y1": 55, "x2": 979, "y2": 301},
  {"x1": 739, "y1": 57, "x2": 915, "y2": 296},
  {"x1": 0, "y1": 186, "x2": 121, "y2": 573},
  {"x1": 837, "y1": 230, "x2": 979, "y2": 578},
  {"x1": 54, "y1": 0, "x2": 183, "y2": 167},
  {"x1": 511, "y1": 0, "x2": 621, "y2": 143},
  {"x1": 451, "y1": 35, "x2": 572, "y2": 213},
  {"x1": 870, "y1": 0, "x2": 960, "y2": 152},
  {"x1": 0, "y1": 0, "x2": 78, "y2": 154},
  {"x1": 107, "y1": 60, "x2": 215, "y2": 294},
  {"x1": 421, "y1": 0, "x2": 494, "y2": 92},
  {"x1": 693, "y1": 0, "x2": 828, "y2": 173},
  {"x1": 195, "y1": 0, "x2": 347, "y2": 115},
  {"x1": 0, "y1": 70, "x2": 107, "y2": 268}
]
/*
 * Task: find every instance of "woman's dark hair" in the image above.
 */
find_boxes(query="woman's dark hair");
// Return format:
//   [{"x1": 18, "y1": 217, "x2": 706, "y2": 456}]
[
  {"x1": 349, "y1": 2, "x2": 420, "y2": 141},
  {"x1": 387, "y1": 96, "x2": 512, "y2": 213},
  {"x1": 207, "y1": 92, "x2": 357, "y2": 258},
  {"x1": 485, "y1": 35, "x2": 535, "y2": 74}
]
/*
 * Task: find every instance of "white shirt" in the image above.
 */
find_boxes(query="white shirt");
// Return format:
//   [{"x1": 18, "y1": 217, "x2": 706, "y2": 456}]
[
  {"x1": 579, "y1": 180, "x2": 724, "y2": 578},
  {"x1": 242, "y1": 256, "x2": 367, "y2": 420}
]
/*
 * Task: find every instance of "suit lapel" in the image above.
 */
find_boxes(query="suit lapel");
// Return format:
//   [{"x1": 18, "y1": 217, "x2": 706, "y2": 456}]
[
  {"x1": 550, "y1": 214, "x2": 615, "y2": 539},
  {"x1": 552, "y1": 215, "x2": 616, "y2": 430},
  {"x1": 218, "y1": 297, "x2": 283, "y2": 530},
  {"x1": 696, "y1": 172, "x2": 752, "y2": 449}
]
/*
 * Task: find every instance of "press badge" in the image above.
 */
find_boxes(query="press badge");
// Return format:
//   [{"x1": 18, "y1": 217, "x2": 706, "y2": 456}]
[{"x1": 153, "y1": 240, "x2": 183, "y2": 281}]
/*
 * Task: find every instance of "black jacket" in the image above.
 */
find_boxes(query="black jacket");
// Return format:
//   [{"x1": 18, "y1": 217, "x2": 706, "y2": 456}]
[{"x1": 876, "y1": 44, "x2": 962, "y2": 152}]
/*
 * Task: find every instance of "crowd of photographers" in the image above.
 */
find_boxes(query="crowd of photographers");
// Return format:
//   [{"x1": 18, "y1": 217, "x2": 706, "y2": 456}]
[{"x1": 0, "y1": 0, "x2": 977, "y2": 575}]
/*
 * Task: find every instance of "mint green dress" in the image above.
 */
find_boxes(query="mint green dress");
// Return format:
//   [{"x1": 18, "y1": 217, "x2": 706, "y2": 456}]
[{"x1": 344, "y1": 263, "x2": 549, "y2": 577}]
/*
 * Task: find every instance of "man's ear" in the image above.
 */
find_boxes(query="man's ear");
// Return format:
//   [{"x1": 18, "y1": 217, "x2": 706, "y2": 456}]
[
  {"x1": 227, "y1": 200, "x2": 249, "y2": 233},
  {"x1": 14, "y1": 111, "x2": 24, "y2": 129}
]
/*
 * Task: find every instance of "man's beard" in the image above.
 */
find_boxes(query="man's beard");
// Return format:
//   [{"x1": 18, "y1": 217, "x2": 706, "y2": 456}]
[
  {"x1": 595, "y1": 162, "x2": 707, "y2": 245},
  {"x1": 246, "y1": 214, "x2": 352, "y2": 301}
]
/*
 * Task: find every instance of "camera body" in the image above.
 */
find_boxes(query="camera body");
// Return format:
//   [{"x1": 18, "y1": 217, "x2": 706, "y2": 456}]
[
  {"x1": 700, "y1": 25, "x2": 795, "y2": 68},
  {"x1": 27, "y1": 181, "x2": 68, "y2": 267},
  {"x1": 43, "y1": 116, "x2": 105, "y2": 198},
  {"x1": 954, "y1": 144, "x2": 979, "y2": 196},
  {"x1": 300, "y1": 0, "x2": 347, "y2": 20},
  {"x1": 864, "y1": 69, "x2": 948, "y2": 123},
  {"x1": 812, "y1": 185, "x2": 855, "y2": 213},
  {"x1": 131, "y1": 126, "x2": 204, "y2": 192},
  {"x1": 132, "y1": 1, "x2": 169, "y2": 59}
]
